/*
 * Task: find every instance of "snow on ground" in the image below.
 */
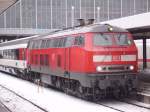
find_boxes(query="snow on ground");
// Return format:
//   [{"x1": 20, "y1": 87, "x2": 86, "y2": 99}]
[
  {"x1": 0, "y1": 86, "x2": 45, "y2": 112},
  {"x1": 0, "y1": 72, "x2": 118, "y2": 112}
]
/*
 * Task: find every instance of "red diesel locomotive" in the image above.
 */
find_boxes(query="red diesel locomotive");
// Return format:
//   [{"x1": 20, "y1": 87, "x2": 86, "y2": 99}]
[{"x1": 0, "y1": 24, "x2": 138, "y2": 100}]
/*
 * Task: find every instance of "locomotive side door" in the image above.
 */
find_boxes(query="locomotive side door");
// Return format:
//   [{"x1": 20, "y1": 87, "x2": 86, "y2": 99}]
[
  {"x1": 65, "y1": 48, "x2": 70, "y2": 73},
  {"x1": 64, "y1": 37, "x2": 73, "y2": 77}
]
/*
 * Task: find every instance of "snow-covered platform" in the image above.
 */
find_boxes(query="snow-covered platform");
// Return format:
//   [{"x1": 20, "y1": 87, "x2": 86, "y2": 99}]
[
  {"x1": 138, "y1": 69, "x2": 150, "y2": 82},
  {"x1": 0, "y1": 72, "x2": 119, "y2": 112},
  {"x1": 0, "y1": 85, "x2": 46, "y2": 112},
  {"x1": 136, "y1": 69, "x2": 150, "y2": 104}
]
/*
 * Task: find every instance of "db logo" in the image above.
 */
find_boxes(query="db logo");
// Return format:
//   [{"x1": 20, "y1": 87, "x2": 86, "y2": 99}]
[{"x1": 112, "y1": 55, "x2": 121, "y2": 61}]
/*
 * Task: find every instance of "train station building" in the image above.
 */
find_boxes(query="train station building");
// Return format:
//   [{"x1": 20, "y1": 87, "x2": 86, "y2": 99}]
[
  {"x1": 0, "y1": 0, "x2": 150, "y2": 107},
  {"x1": 0, "y1": 0, "x2": 149, "y2": 41}
]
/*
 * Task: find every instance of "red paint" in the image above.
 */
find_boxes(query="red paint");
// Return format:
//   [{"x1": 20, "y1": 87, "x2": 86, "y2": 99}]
[
  {"x1": 27, "y1": 32, "x2": 138, "y2": 74},
  {"x1": 138, "y1": 59, "x2": 150, "y2": 62}
]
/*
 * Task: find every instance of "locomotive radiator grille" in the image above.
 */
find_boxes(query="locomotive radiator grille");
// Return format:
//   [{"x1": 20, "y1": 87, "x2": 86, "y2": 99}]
[
  {"x1": 97, "y1": 65, "x2": 134, "y2": 72},
  {"x1": 108, "y1": 66, "x2": 125, "y2": 70}
]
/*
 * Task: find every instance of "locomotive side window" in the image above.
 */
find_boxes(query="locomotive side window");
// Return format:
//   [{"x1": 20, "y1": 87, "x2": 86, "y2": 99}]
[
  {"x1": 37, "y1": 40, "x2": 42, "y2": 49},
  {"x1": 41, "y1": 40, "x2": 47, "y2": 48},
  {"x1": 45, "y1": 54, "x2": 49, "y2": 66},
  {"x1": 93, "y1": 34, "x2": 113, "y2": 46},
  {"x1": 58, "y1": 38, "x2": 64, "y2": 47},
  {"x1": 62, "y1": 38, "x2": 67, "y2": 47},
  {"x1": 54, "y1": 38, "x2": 60, "y2": 47},
  {"x1": 73, "y1": 36, "x2": 84, "y2": 46},
  {"x1": 35, "y1": 40, "x2": 40, "y2": 49},
  {"x1": 114, "y1": 34, "x2": 132, "y2": 46},
  {"x1": 65, "y1": 37, "x2": 74, "y2": 47},
  {"x1": 32, "y1": 42, "x2": 36, "y2": 49},
  {"x1": 35, "y1": 55, "x2": 38, "y2": 64},
  {"x1": 46, "y1": 39, "x2": 51, "y2": 48},
  {"x1": 50, "y1": 39, "x2": 54, "y2": 47},
  {"x1": 79, "y1": 36, "x2": 84, "y2": 45},
  {"x1": 29, "y1": 41, "x2": 34, "y2": 49},
  {"x1": 40, "y1": 55, "x2": 44, "y2": 65}
]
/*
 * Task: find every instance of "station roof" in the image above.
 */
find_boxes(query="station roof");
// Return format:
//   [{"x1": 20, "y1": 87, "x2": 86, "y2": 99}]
[
  {"x1": 0, "y1": 0, "x2": 18, "y2": 14},
  {"x1": 101, "y1": 12, "x2": 150, "y2": 34}
]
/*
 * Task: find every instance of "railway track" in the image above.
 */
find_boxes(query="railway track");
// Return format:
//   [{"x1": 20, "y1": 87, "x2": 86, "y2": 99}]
[
  {"x1": 1, "y1": 71, "x2": 150, "y2": 112},
  {"x1": 98, "y1": 99, "x2": 150, "y2": 112},
  {"x1": 138, "y1": 82, "x2": 150, "y2": 94},
  {"x1": 0, "y1": 84, "x2": 49, "y2": 112},
  {"x1": 0, "y1": 101, "x2": 12, "y2": 112}
]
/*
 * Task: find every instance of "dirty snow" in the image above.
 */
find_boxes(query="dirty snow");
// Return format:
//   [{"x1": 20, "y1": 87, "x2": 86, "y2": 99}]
[
  {"x1": 0, "y1": 72, "x2": 118, "y2": 112},
  {"x1": 0, "y1": 86, "x2": 45, "y2": 112}
]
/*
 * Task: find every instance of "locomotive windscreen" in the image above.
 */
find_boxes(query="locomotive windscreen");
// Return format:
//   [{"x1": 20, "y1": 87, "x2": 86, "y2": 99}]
[
  {"x1": 114, "y1": 34, "x2": 132, "y2": 46},
  {"x1": 93, "y1": 33, "x2": 132, "y2": 46},
  {"x1": 93, "y1": 34, "x2": 113, "y2": 46}
]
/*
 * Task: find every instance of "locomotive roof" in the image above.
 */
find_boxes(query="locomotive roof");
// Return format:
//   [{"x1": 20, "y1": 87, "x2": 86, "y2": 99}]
[
  {"x1": 0, "y1": 35, "x2": 39, "y2": 47},
  {"x1": 41, "y1": 23, "x2": 129, "y2": 39},
  {"x1": 0, "y1": 24, "x2": 129, "y2": 47}
]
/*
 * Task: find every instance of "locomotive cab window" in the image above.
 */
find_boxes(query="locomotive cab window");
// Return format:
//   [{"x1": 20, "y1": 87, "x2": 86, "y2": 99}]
[
  {"x1": 114, "y1": 34, "x2": 132, "y2": 46},
  {"x1": 73, "y1": 36, "x2": 84, "y2": 46},
  {"x1": 93, "y1": 33, "x2": 113, "y2": 46},
  {"x1": 65, "y1": 37, "x2": 74, "y2": 47}
]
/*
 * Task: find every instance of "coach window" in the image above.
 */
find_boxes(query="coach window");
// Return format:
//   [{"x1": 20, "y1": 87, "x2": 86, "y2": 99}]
[
  {"x1": 15, "y1": 49, "x2": 19, "y2": 60},
  {"x1": 0, "y1": 50, "x2": 2, "y2": 58},
  {"x1": 9, "y1": 50, "x2": 12, "y2": 59}
]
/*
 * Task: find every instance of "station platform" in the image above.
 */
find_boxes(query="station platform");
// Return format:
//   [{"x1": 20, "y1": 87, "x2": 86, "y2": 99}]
[
  {"x1": 137, "y1": 70, "x2": 150, "y2": 104},
  {"x1": 138, "y1": 69, "x2": 150, "y2": 82}
]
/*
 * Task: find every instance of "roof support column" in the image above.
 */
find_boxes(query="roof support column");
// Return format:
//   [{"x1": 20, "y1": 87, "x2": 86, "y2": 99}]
[
  {"x1": 20, "y1": 0, "x2": 22, "y2": 28},
  {"x1": 35, "y1": 0, "x2": 37, "y2": 29},
  {"x1": 4, "y1": 12, "x2": 6, "y2": 28},
  {"x1": 143, "y1": 38, "x2": 147, "y2": 69}
]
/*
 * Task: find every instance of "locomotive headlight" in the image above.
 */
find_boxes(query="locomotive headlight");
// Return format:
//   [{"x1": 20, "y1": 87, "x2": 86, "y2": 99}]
[
  {"x1": 96, "y1": 66, "x2": 103, "y2": 72},
  {"x1": 108, "y1": 27, "x2": 113, "y2": 32},
  {"x1": 129, "y1": 65, "x2": 134, "y2": 70}
]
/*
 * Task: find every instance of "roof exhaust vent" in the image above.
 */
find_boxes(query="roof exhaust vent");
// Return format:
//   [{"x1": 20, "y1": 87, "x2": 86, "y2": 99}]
[
  {"x1": 77, "y1": 19, "x2": 95, "y2": 26},
  {"x1": 77, "y1": 19, "x2": 85, "y2": 26},
  {"x1": 87, "y1": 19, "x2": 95, "y2": 25}
]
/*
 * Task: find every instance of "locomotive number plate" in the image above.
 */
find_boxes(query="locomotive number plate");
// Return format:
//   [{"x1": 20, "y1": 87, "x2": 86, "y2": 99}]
[{"x1": 112, "y1": 55, "x2": 121, "y2": 61}]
